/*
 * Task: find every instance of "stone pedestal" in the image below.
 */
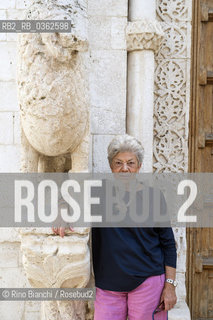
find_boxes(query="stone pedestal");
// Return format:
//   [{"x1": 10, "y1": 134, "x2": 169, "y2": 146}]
[{"x1": 19, "y1": 228, "x2": 94, "y2": 320}]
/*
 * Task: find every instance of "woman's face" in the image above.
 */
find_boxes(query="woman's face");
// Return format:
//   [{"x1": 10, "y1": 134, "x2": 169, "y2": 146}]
[{"x1": 110, "y1": 152, "x2": 142, "y2": 173}]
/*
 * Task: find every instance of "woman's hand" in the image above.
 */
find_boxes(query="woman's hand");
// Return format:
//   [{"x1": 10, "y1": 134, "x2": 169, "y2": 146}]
[
  {"x1": 160, "y1": 283, "x2": 177, "y2": 311},
  {"x1": 52, "y1": 226, "x2": 74, "y2": 237},
  {"x1": 52, "y1": 198, "x2": 74, "y2": 237}
]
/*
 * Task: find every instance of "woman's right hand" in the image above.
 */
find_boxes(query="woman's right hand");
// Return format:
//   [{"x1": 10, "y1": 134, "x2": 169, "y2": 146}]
[
  {"x1": 52, "y1": 197, "x2": 74, "y2": 237},
  {"x1": 52, "y1": 226, "x2": 74, "y2": 237}
]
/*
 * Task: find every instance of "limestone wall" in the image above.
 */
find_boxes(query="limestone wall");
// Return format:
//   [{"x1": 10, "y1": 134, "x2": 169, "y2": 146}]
[
  {"x1": 0, "y1": 1, "x2": 23, "y2": 173},
  {"x1": 0, "y1": 1, "x2": 33, "y2": 319},
  {"x1": 88, "y1": 0, "x2": 127, "y2": 172}
]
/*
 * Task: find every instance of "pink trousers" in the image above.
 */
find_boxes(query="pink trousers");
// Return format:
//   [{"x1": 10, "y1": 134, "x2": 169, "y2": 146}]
[{"x1": 94, "y1": 274, "x2": 168, "y2": 320}]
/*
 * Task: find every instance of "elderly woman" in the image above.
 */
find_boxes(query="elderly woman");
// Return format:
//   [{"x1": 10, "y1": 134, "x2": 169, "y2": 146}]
[
  {"x1": 54, "y1": 134, "x2": 177, "y2": 320},
  {"x1": 92, "y1": 134, "x2": 177, "y2": 320}
]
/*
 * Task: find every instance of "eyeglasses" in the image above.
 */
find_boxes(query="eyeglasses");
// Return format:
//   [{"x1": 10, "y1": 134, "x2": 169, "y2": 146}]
[{"x1": 112, "y1": 160, "x2": 138, "y2": 169}]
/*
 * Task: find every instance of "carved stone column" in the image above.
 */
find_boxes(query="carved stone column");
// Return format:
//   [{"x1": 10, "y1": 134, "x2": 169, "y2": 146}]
[
  {"x1": 154, "y1": 0, "x2": 192, "y2": 319},
  {"x1": 126, "y1": 0, "x2": 164, "y2": 172},
  {"x1": 17, "y1": 1, "x2": 94, "y2": 319}
]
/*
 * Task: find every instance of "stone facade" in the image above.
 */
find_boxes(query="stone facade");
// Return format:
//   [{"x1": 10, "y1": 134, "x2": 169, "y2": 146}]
[{"x1": 0, "y1": 0, "x2": 191, "y2": 319}]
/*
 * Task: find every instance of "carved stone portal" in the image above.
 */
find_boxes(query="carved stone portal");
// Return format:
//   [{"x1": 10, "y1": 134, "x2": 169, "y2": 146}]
[{"x1": 17, "y1": 1, "x2": 93, "y2": 319}]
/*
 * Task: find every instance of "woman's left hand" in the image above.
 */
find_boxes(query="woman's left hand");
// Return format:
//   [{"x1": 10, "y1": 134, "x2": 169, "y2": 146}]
[{"x1": 160, "y1": 283, "x2": 177, "y2": 311}]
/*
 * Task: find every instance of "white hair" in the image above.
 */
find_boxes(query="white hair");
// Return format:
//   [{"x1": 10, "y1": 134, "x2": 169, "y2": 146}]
[{"x1": 107, "y1": 134, "x2": 144, "y2": 166}]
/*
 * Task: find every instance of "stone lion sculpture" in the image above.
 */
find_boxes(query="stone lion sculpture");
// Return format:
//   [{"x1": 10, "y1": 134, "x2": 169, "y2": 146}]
[
  {"x1": 17, "y1": 1, "x2": 94, "y2": 319},
  {"x1": 17, "y1": 0, "x2": 90, "y2": 173}
]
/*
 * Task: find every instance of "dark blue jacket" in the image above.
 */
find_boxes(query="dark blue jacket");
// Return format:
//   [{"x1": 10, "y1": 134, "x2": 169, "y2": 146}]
[{"x1": 92, "y1": 227, "x2": 177, "y2": 291}]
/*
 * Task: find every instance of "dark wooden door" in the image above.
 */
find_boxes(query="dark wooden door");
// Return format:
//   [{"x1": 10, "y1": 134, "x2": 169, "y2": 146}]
[{"x1": 188, "y1": 0, "x2": 213, "y2": 319}]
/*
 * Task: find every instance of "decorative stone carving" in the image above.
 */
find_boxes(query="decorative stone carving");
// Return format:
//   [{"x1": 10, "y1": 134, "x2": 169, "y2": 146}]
[
  {"x1": 17, "y1": 1, "x2": 94, "y2": 319},
  {"x1": 19, "y1": 228, "x2": 93, "y2": 320},
  {"x1": 156, "y1": 0, "x2": 191, "y2": 23},
  {"x1": 155, "y1": 23, "x2": 190, "y2": 59},
  {"x1": 154, "y1": 59, "x2": 188, "y2": 172},
  {"x1": 126, "y1": 20, "x2": 164, "y2": 52},
  {"x1": 154, "y1": 0, "x2": 192, "y2": 319},
  {"x1": 17, "y1": 0, "x2": 90, "y2": 173},
  {"x1": 154, "y1": 7, "x2": 191, "y2": 173},
  {"x1": 19, "y1": 228, "x2": 90, "y2": 288}
]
